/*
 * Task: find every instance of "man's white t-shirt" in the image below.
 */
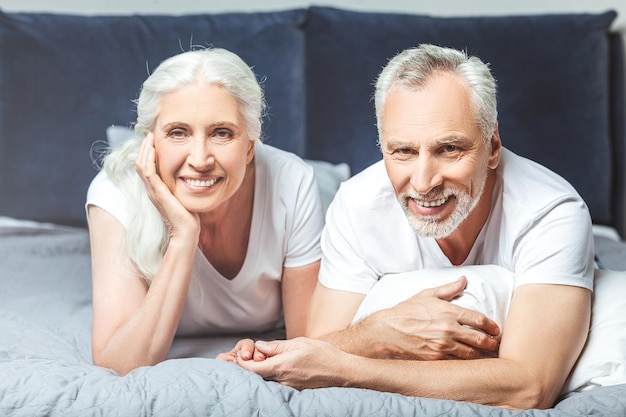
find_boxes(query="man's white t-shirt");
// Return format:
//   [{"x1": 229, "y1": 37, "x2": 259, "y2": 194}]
[
  {"x1": 318, "y1": 147, "x2": 594, "y2": 296},
  {"x1": 86, "y1": 141, "x2": 324, "y2": 336}
]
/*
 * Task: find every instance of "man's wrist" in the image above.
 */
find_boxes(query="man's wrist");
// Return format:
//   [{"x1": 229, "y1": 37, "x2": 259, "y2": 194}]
[
  {"x1": 354, "y1": 313, "x2": 397, "y2": 358},
  {"x1": 317, "y1": 314, "x2": 390, "y2": 358}
]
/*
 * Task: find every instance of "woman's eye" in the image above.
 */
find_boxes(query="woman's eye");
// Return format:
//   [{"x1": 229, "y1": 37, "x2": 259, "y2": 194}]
[
  {"x1": 167, "y1": 129, "x2": 189, "y2": 142},
  {"x1": 212, "y1": 129, "x2": 234, "y2": 142}
]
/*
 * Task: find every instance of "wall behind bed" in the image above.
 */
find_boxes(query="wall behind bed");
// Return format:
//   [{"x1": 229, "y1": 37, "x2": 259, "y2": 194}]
[
  {"x1": 4, "y1": 1, "x2": 625, "y2": 75},
  {"x1": 1, "y1": 0, "x2": 625, "y2": 25}
]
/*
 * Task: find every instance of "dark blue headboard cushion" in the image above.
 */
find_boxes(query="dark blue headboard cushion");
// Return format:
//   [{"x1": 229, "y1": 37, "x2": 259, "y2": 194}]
[
  {"x1": 0, "y1": 10, "x2": 306, "y2": 226},
  {"x1": 0, "y1": 8, "x2": 622, "y2": 230},
  {"x1": 305, "y1": 7, "x2": 618, "y2": 228}
]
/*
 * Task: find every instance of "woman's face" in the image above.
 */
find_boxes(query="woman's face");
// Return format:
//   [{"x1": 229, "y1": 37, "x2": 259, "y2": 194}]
[{"x1": 153, "y1": 82, "x2": 254, "y2": 214}]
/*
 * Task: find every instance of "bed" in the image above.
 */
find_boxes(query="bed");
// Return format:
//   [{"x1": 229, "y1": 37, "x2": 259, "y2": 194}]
[
  {"x1": 1, "y1": 219, "x2": 626, "y2": 415},
  {"x1": 1, "y1": 6, "x2": 626, "y2": 416}
]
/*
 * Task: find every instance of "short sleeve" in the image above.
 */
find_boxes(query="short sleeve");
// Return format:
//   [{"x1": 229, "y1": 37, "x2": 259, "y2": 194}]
[
  {"x1": 85, "y1": 170, "x2": 131, "y2": 228},
  {"x1": 318, "y1": 185, "x2": 379, "y2": 294},
  {"x1": 514, "y1": 198, "x2": 594, "y2": 290},
  {"x1": 283, "y1": 162, "x2": 324, "y2": 268}
]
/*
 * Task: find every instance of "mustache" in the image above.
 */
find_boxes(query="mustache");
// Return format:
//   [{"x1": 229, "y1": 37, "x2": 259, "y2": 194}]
[{"x1": 402, "y1": 187, "x2": 455, "y2": 200}]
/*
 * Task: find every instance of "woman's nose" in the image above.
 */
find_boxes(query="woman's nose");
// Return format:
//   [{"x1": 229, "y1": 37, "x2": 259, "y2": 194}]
[{"x1": 186, "y1": 138, "x2": 214, "y2": 170}]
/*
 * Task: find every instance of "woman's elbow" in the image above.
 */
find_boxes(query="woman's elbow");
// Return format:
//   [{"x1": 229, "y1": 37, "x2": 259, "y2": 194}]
[{"x1": 92, "y1": 347, "x2": 150, "y2": 376}]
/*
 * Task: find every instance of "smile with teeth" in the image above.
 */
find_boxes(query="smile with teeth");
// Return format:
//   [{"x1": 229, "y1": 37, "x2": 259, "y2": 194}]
[
  {"x1": 414, "y1": 196, "x2": 448, "y2": 208},
  {"x1": 184, "y1": 178, "x2": 218, "y2": 188}
]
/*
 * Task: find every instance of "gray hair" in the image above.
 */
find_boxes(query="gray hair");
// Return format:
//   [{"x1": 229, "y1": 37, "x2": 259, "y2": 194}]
[
  {"x1": 134, "y1": 47, "x2": 265, "y2": 142},
  {"x1": 103, "y1": 48, "x2": 265, "y2": 281},
  {"x1": 374, "y1": 44, "x2": 498, "y2": 143}
]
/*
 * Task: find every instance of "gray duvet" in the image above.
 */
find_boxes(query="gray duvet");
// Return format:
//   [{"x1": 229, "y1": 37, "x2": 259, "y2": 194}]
[{"x1": 1, "y1": 226, "x2": 624, "y2": 417}]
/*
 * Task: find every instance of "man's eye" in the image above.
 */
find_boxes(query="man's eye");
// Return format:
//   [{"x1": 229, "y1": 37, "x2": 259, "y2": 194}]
[
  {"x1": 397, "y1": 148, "x2": 415, "y2": 155},
  {"x1": 391, "y1": 147, "x2": 406, "y2": 154},
  {"x1": 442, "y1": 145, "x2": 459, "y2": 153}
]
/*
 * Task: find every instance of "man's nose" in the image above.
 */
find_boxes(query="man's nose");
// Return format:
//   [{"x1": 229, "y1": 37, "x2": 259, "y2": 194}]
[{"x1": 410, "y1": 154, "x2": 443, "y2": 194}]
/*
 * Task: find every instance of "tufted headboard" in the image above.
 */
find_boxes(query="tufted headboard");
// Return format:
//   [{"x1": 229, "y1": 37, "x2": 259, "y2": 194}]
[
  {"x1": 0, "y1": 7, "x2": 624, "y2": 236},
  {"x1": 303, "y1": 8, "x2": 625, "y2": 236}
]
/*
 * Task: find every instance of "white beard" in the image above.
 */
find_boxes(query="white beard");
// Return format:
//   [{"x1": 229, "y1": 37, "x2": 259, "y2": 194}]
[{"x1": 398, "y1": 168, "x2": 488, "y2": 239}]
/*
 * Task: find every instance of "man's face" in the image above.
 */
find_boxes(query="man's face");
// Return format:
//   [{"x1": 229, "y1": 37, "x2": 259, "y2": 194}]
[{"x1": 380, "y1": 72, "x2": 499, "y2": 239}]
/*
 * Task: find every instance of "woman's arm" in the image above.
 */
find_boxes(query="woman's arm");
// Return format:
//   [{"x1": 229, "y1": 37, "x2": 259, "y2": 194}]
[
  {"x1": 90, "y1": 134, "x2": 200, "y2": 375},
  {"x1": 281, "y1": 260, "x2": 321, "y2": 338},
  {"x1": 89, "y1": 206, "x2": 197, "y2": 375}
]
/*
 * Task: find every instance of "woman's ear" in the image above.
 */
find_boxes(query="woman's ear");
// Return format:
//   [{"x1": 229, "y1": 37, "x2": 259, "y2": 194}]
[
  {"x1": 144, "y1": 131, "x2": 161, "y2": 175},
  {"x1": 487, "y1": 124, "x2": 502, "y2": 170},
  {"x1": 247, "y1": 139, "x2": 256, "y2": 164}
]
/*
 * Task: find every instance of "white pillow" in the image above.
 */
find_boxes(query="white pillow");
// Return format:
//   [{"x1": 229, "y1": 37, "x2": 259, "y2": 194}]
[
  {"x1": 104, "y1": 125, "x2": 350, "y2": 214},
  {"x1": 106, "y1": 124, "x2": 140, "y2": 149},
  {"x1": 0, "y1": 216, "x2": 59, "y2": 229},
  {"x1": 304, "y1": 159, "x2": 350, "y2": 214},
  {"x1": 561, "y1": 268, "x2": 626, "y2": 394},
  {"x1": 352, "y1": 265, "x2": 515, "y2": 337},
  {"x1": 352, "y1": 265, "x2": 626, "y2": 395}
]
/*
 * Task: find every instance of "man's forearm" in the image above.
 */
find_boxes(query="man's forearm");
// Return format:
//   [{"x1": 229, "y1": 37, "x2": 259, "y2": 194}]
[
  {"x1": 316, "y1": 315, "x2": 389, "y2": 358},
  {"x1": 341, "y1": 355, "x2": 549, "y2": 409}
]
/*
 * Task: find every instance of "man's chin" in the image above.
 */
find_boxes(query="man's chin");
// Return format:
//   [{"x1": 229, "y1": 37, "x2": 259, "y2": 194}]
[{"x1": 409, "y1": 216, "x2": 462, "y2": 239}]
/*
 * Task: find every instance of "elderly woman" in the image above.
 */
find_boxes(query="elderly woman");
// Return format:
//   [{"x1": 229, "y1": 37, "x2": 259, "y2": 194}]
[{"x1": 86, "y1": 48, "x2": 323, "y2": 375}]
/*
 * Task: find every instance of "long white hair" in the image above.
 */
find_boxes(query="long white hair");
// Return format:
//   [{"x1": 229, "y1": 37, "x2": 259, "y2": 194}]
[{"x1": 103, "y1": 48, "x2": 265, "y2": 281}]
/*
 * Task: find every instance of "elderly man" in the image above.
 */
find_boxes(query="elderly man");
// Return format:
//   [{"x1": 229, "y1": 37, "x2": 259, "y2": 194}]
[{"x1": 236, "y1": 44, "x2": 594, "y2": 409}]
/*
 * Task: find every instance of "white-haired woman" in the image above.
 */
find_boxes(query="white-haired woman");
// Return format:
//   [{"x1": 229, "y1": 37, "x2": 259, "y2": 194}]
[{"x1": 86, "y1": 48, "x2": 323, "y2": 375}]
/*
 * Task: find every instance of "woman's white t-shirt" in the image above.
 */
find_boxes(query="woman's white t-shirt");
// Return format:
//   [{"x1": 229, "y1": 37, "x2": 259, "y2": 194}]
[{"x1": 86, "y1": 141, "x2": 324, "y2": 336}]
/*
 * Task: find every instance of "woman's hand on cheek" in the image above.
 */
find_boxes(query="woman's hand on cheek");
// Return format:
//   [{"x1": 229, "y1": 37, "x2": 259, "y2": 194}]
[{"x1": 136, "y1": 132, "x2": 200, "y2": 242}]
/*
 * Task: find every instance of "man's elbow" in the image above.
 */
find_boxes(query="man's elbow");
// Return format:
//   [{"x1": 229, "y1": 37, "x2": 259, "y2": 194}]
[{"x1": 501, "y1": 381, "x2": 560, "y2": 410}]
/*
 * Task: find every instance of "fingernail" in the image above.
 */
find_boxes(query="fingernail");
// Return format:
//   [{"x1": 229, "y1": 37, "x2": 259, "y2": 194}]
[{"x1": 256, "y1": 340, "x2": 267, "y2": 348}]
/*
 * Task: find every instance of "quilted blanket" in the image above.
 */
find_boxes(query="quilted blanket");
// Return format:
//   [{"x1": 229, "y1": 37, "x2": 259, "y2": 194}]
[{"x1": 1, "y1": 225, "x2": 625, "y2": 416}]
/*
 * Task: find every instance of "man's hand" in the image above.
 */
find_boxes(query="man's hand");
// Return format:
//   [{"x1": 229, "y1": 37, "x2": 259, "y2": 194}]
[
  {"x1": 336, "y1": 277, "x2": 501, "y2": 360},
  {"x1": 236, "y1": 338, "x2": 351, "y2": 390}
]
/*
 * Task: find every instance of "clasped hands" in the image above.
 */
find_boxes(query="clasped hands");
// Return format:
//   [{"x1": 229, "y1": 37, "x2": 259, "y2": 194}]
[{"x1": 217, "y1": 277, "x2": 501, "y2": 389}]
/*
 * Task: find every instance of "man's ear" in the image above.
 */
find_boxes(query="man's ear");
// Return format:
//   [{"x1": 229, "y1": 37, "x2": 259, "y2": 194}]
[{"x1": 487, "y1": 124, "x2": 502, "y2": 170}]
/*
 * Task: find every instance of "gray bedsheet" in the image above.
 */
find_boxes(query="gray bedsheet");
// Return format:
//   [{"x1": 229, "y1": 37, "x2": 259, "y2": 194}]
[{"x1": 1, "y1": 226, "x2": 625, "y2": 416}]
